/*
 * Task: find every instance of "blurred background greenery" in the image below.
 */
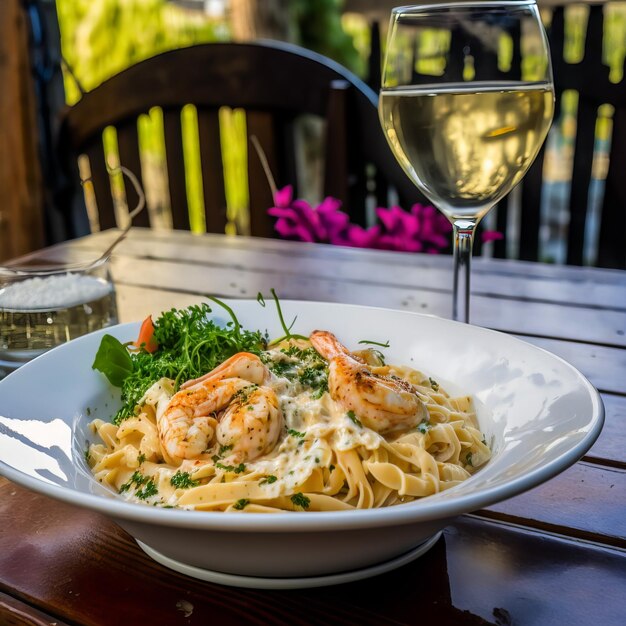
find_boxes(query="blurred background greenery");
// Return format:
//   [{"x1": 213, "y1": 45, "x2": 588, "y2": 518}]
[{"x1": 56, "y1": 0, "x2": 626, "y2": 263}]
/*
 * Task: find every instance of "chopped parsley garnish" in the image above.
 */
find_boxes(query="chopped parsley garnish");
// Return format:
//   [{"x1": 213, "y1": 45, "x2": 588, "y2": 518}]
[
  {"x1": 233, "y1": 498, "x2": 250, "y2": 510},
  {"x1": 136, "y1": 479, "x2": 158, "y2": 500},
  {"x1": 270, "y1": 360, "x2": 295, "y2": 377},
  {"x1": 287, "y1": 429, "x2": 305, "y2": 438},
  {"x1": 260, "y1": 475, "x2": 277, "y2": 485},
  {"x1": 170, "y1": 471, "x2": 199, "y2": 489},
  {"x1": 216, "y1": 462, "x2": 246, "y2": 474},
  {"x1": 233, "y1": 384, "x2": 258, "y2": 403},
  {"x1": 137, "y1": 453, "x2": 146, "y2": 464},
  {"x1": 347, "y1": 410, "x2": 362, "y2": 427},
  {"x1": 290, "y1": 492, "x2": 311, "y2": 509},
  {"x1": 219, "y1": 444, "x2": 233, "y2": 456},
  {"x1": 429, "y1": 377, "x2": 440, "y2": 392},
  {"x1": 119, "y1": 471, "x2": 158, "y2": 500},
  {"x1": 267, "y1": 346, "x2": 329, "y2": 396},
  {"x1": 84, "y1": 448, "x2": 91, "y2": 462},
  {"x1": 281, "y1": 345, "x2": 305, "y2": 358},
  {"x1": 466, "y1": 452, "x2": 473, "y2": 467},
  {"x1": 299, "y1": 366, "x2": 327, "y2": 390},
  {"x1": 416, "y1": 420, "x2": 430, "y2": 434},
  {"x1": 119, "y1": 471, "x2": 144, "y2": 493}
]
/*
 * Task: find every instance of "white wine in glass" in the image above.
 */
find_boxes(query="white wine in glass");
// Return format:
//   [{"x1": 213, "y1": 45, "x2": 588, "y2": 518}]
[{"x1": 380, "y1": 2, "x2": 554, "y2": 322}]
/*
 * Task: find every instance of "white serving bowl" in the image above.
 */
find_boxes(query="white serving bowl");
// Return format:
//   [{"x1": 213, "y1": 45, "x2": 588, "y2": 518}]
[{"x1": 0, "y1": 301, "x2": 604, "y2": 587}]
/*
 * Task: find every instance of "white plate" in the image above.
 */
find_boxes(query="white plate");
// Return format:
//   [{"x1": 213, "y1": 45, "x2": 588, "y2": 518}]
[{"x1": 0, "y1": 300, "x2": 604, "y2": 583}]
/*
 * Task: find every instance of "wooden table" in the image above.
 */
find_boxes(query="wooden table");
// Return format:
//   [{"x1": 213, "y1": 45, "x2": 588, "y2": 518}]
[{"x1": 1, "y1": 228, "x2": 625, "y2": 625}]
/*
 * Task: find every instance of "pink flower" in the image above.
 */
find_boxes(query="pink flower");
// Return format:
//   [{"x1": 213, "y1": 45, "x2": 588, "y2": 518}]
[
  {"x1": 267, "y1": 191, "x2": 507, "y2": 255},
  {"x1": 273, "y1": 185, "x2": 293, "y2": 208}
]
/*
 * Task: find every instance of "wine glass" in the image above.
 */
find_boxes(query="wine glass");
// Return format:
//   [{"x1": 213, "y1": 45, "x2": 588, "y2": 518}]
[{"x1": 380, "y1": 1, "x2": 554, "y2": 322}]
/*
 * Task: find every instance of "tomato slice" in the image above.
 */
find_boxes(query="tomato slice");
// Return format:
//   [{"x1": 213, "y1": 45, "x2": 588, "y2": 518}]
[{"x1": 135, "y1": 315, "x2": 158, "y2": 353}]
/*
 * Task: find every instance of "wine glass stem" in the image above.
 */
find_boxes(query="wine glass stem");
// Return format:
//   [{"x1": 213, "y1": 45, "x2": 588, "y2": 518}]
[{"x1": 452, "y1": 219, "x2": 477, "y2": 323}]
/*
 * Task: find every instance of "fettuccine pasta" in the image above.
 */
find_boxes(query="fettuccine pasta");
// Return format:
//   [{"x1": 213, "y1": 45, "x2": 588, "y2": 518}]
[{"x1": 88, "y1": 333, "x2": 490, "y2": 512}]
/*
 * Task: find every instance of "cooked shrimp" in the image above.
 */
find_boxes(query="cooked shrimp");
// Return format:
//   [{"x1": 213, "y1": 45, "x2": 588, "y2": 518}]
[
  {"x1": 310, "y1": 330, "x2": 428, "y2": 433},
  {"x1": 159, "y1": 376, "x2": 252, "y2": 464},
  {"x1": 161, "y1": 353, "x2": 279, "y2": 464},
  {"x1": 217, "y1": 385, "x2": 283, "y2": 461},
  {"x1": 181, "y1": 352, "x2": 270, "y2": 390}
]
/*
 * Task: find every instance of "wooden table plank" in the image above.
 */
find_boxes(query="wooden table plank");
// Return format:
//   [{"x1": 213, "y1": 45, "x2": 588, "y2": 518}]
[
  {"x1": 73, "y1": 228, "x2": 626, "y2": 288},
  {"x1": 518, "y1": 336, "x2": 626, "y2": 395},
  {"x1": 55, "y1": 229, "x2": 626, "y2": 310},
  {"x1": 481, "y1": 462, "x2": 626, "y2": 547},
  {"x1": 1, "y1": 479, "x2": 624, "y2": 626},
  {"x1": 0, "y1": 591, "x2": 71, "y2": 626},
  {"x1": 101, "y1": 254, "x2": 626, "y2": 348},
  {"x1": 587, "y1": 394, "x2": 626, "y2": 466}
]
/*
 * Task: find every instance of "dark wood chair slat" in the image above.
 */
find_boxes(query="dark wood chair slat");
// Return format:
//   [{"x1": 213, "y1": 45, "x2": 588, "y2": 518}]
[
  {"x1": 598, "y1": 107, "x2": 626, "y2": 268},
  {"x1": 116, "y1": 121, "x2": 150, "y2": 228},
  {"x1": 196, "y1": 108, "x2": 227, "y2": 234},
  {"x1": 519, "y1": 146, "x2": 548, "y2": 262},
  {"x1": 246, "y1": 111, "x2": 277, "y2": 238},
  {"x1": 84, "y1": 142, "x2": 116, "y2": 231},
  {"x1": 162, "y1": 108, "x2": 190, "y2": 231},
  {"x1": 324, "y1": 81, "x2": 351, "y2": 211},
  {"x1": 566, "y1": 98, "x2": 598, "y2": 265}
]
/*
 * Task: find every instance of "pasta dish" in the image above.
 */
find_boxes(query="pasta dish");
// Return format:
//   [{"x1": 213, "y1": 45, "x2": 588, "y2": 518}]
[{"x1": 88, "y1": 306, "x2": 490, "y2": 512}]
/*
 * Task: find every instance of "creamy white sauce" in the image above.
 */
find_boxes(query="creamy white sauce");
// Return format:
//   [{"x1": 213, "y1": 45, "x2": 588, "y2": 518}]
[{"x1": 126, "y1": 348, "x2": 388, "y2": 504}]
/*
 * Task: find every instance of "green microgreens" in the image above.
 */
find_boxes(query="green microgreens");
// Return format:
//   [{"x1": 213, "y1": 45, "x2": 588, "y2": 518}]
[
  {"x1": 207, "y1": 296, "x2": 241, "y2": 342},
  {"x1": 256, "y1": 292, "x2": 266, "y2": 307},
  {"x1": 358, "y1": 339, "x2": 390, "y2": 348},
  {"x1": 267, "y1": 288, "x2": 308, "y2": 344},
  {"x1": 93, "y1": 303, "x2": 266, "y2": 425}
]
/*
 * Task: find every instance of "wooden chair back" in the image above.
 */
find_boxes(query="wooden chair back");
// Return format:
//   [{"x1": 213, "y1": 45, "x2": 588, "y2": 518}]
[{"x1": 58, "y1": 40, "x2": 423, "y2": 238}]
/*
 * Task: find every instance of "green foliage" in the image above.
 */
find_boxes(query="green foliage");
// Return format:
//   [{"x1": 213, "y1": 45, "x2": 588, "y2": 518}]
[
  {"x1": 56, "y1": 0, "x2": 226, "y2": 105},
  {"x1": 292, "y1": 0, "x2": 362, "y2": 75},
  {"x1": 92, "y1": 334, "x2": 133, "y2": 386}
]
